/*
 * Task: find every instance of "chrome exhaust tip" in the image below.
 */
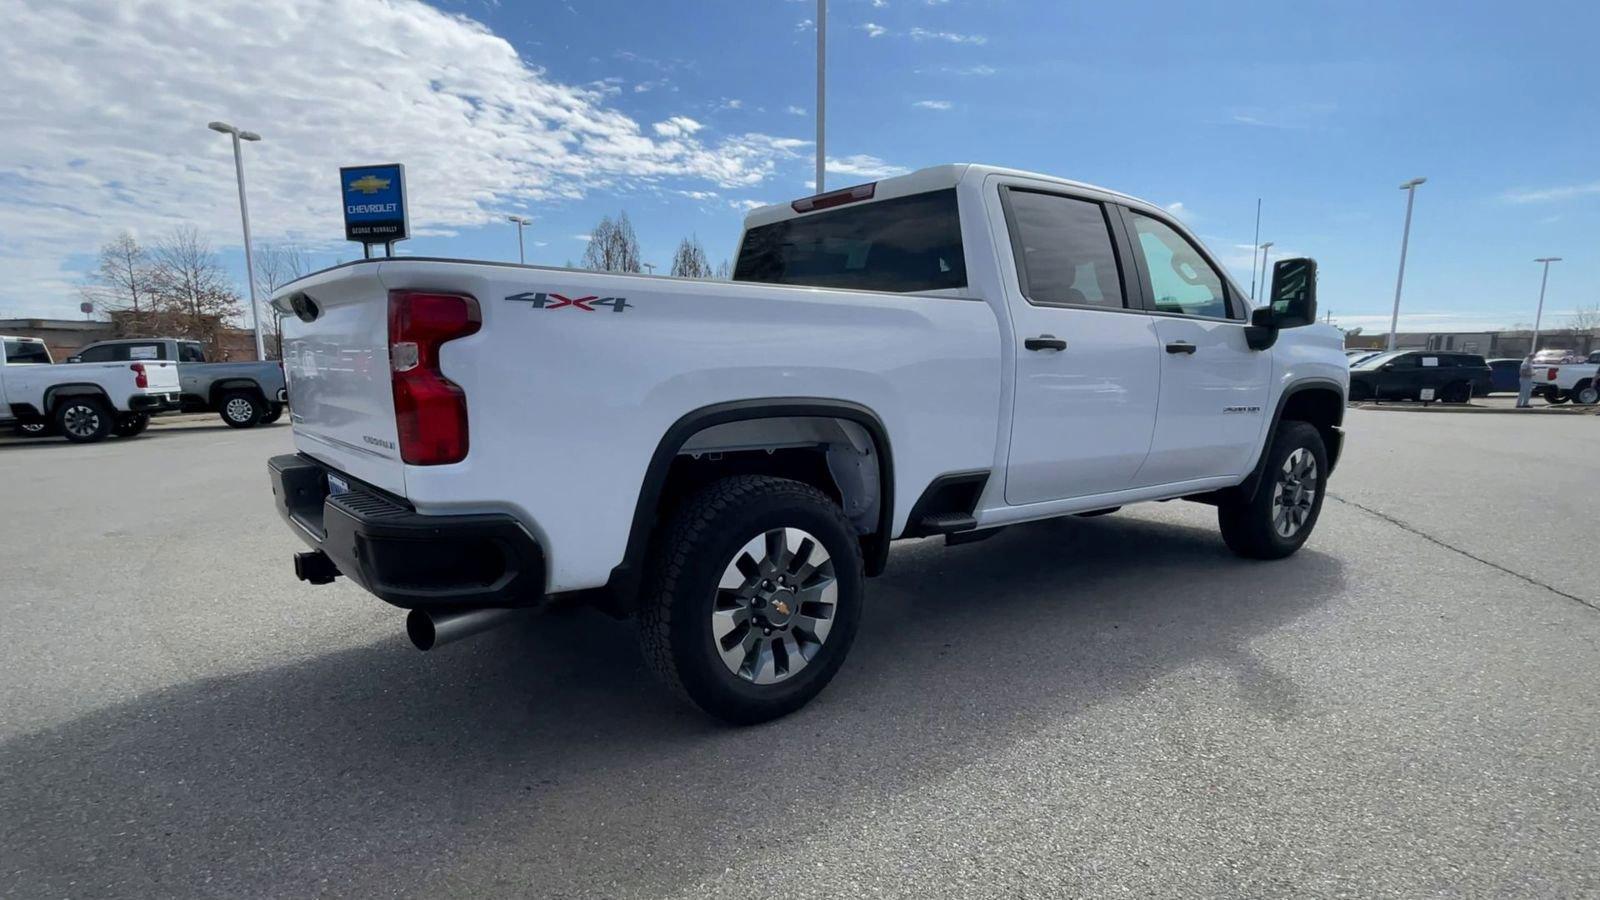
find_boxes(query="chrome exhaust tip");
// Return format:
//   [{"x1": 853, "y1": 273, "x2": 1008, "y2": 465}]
[{"x1": 405, "y1": 607, "x2": 522, "y2": 651}]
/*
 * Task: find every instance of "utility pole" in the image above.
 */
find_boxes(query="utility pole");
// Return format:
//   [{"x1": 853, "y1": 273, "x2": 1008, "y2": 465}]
[
  {"x1": 1248, "y1": 198, "x2": 1261, "y2": 300},
  {"x1": 1386, "y1": 177, "x2": 1427, "y2": 351},
  {"x1": 815, "y1": 0, "x2": 826, "y2": 193},
  {"x1": 208, "y1": 121, "x2": 266, "y2": 361}
]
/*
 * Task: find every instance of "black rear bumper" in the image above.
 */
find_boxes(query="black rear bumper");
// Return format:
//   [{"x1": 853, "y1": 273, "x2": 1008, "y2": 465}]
[
  {"x1": 130, "y1": 392, "x2": 182, "y2": 412},
  {"x1": 268, "y1": 453, "x2": 545, "y2": 610}
]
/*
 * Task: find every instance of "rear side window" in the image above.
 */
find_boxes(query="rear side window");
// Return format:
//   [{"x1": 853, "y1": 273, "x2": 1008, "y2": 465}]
[
  {"x1": 1002, "y1": 189, "x2": 1127, "y2": 309},
  {"x1": 179, "y1": 342, "x2": 207, "y2": 363},
  {"x1": 125, "y1": 342, "x2": 165, "y2": 360},
  {"x1": 3, "y1": 340, "x2": 50, "y2": 364},
  {"x1": 734, "y1": 189, "x2": 966, "y2": 293},
  {"x1": 76, "y1": 344, "x2": 117, "y2": 362}
]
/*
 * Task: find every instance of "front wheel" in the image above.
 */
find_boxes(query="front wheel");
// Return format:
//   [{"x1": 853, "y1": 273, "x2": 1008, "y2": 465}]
[
  {"x1": 219, "y1": 391, "x2": 264, "y2": 428},
  {"x1": 639, "y1": 475, "x2": 864, "y2": 725},
  {"x1": 1218, "y1": 421, "x2": 1328, "y2": 560},
  {"x1": 113, "y1": 413, "x2": 150, "y2": 438},
  {"x1": 1573, "y1": 382, "x2": 1599, "y2": 406}
]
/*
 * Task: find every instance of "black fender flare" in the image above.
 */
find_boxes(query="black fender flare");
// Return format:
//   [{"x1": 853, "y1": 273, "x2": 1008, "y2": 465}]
[
  {"x1": 43, "y1": 383, "x2": 112, "y2": 412},
  {"x1": 209, "y1": 379, "x2": 265, "y2": 406},
  {"x1": 604, "y1": 398, "x2": 896, "y2": 605},
  {"x1": 1234, "y1": 378, "x2": 1346, "y2": 502}
]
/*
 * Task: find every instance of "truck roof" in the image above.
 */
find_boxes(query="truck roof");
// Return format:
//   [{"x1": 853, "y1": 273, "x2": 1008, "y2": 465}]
[{"x1": 740, "y1": 163, "x2": 1150, "y2": 230}]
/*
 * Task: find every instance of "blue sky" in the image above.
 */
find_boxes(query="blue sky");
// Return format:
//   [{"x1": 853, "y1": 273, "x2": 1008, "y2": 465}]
[{"x1": 3, "y1": 0, "x2": 1597, "y2": 332}]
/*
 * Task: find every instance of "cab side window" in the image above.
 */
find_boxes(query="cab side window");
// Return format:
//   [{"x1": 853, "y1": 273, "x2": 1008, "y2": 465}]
[
  {"x1": 1129, "y1": 212, "x2": 1233, "y2": 320},
  {"x1": 179, "y1": 343, "x2": 207, "y2": 363}
]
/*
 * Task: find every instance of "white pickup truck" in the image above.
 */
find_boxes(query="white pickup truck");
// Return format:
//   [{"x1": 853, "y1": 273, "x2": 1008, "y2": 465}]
[
  {"x1": 1, "y1": 335, "x2": 181, "y2": 441},
  {"x1": 1529, "y1": 350, "x2": 1600, "y2": 405},
  {"x1": 268, "y1": 164, "x2": 1347, "y2": 723}
]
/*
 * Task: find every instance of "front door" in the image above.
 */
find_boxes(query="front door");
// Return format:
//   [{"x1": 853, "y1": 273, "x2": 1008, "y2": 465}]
[
  {"x1": 999, "y1": 185, "x2": 1162, "y2": 505},
  {"x1": 1120, "y1": 209, "x2": 1271, "y2": 486}
]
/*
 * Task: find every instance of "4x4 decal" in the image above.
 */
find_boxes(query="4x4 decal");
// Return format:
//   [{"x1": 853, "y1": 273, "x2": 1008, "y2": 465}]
[{"x1": 506, "y1": 291, "x2": 631, "y2": 312}]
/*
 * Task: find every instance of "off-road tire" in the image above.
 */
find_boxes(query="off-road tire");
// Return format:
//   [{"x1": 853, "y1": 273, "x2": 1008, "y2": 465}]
[
  {"x1": 220, "y1": 391, "x2": 264, "y2": 428},
  {"x1": 53, "y1": 396, "x2": 114, "y2": 444},
  {"x1": 1218, "y1": 420, "x2": 1328, "y2": 560},
  {"x1": 638, "y1": 475, "x2": 864, "y2": 725}
]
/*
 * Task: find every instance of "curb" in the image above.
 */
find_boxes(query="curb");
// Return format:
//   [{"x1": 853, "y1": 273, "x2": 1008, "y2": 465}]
[{"x1": 1349, "y1": 402, "x2": 1595, "y2": 416}]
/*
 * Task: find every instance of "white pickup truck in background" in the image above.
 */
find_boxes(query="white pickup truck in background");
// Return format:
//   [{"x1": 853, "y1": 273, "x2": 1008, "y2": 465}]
[
  {"x1": 1529, "y1": 350, "x2": 1600, "y2": 405},
  {"x1": 1, "y1": 335, "x2": 181, "y2": 442},
  {"x1": 268, "y1": 163, "x2": 1347, "y2": 723}
]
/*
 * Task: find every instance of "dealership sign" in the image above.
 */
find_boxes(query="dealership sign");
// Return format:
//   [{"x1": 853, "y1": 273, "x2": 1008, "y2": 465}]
[{"x1": 340, "y1": 163, "x2": 409, "y2": 245}]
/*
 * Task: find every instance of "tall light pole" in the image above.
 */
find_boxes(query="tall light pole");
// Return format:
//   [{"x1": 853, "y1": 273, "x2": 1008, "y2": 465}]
[
  {"x1": 507, "y1": 215, "x2": 531, "y2": 264},
  {"x1": 1255, "y1": 241, "x2": 1274, "y2": 302},
  {"x1": 208, "y1": 121, "x2": 266, "y2": 362},
  {"x1": 1386, "y1": 176, "x2": 1427, "y2": 351},
  {"x1": 1530, "y1": 257, "x2": 1562, "y2": 354},
  {"x1": 815, "y1": 0, "x2": 826, "y2": 193}
]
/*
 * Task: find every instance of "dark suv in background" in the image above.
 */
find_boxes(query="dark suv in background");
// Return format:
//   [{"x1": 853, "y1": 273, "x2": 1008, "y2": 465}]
[{"x1": 1348, "y1": 351, "x2": 1493, "y2": 403}]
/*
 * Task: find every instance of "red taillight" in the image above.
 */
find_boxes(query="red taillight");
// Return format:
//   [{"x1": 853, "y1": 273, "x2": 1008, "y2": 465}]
[
  {"x1": 130, "y1": 362, "x2": 148, "y2": 388},
  {"x1": 1548, "y1": 368, "x2": 1559, "y2": 381},
  {"x1": 791, "y1": 181, "x2": 876, "y2": 213},
  {"x1": 388, "y1": 290, "x2": 481, "y2": 465}
]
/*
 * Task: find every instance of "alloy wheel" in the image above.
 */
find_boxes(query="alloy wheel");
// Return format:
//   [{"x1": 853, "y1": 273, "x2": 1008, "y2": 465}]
[
  {"x1": 225, "y1": 397, "x2": 255, "y2": 423},
  {"x1": 1271, "y1": 448, "x2": 1319, "y2": 539},
  {"x1": 711, "y1": 527, "x2": 838, "y2": 685},
  {"x1": 62, "y1": 404, "x2": 100, "y2": 438}
]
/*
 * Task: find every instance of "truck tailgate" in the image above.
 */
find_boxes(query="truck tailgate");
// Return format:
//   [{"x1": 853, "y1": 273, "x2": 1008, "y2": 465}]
[
  {"x1": 140, "y1": 360, "x2": 180, "y2": 394},
  {"x1": 276, "y1": 267, "x2": 406, "y2": 495}
]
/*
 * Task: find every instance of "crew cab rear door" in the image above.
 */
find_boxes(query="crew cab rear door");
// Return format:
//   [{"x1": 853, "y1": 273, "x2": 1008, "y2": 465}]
[
  {"x1": 992, "y1": 179, "x2": 1162, "y2": 504},
  {"x1": 1116, "y1": 206, "x2": 1270, "y2": 485}
]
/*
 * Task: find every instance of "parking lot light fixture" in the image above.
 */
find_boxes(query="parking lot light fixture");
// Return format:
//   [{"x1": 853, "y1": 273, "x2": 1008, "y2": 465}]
[
  {"x1": 507, "y1": 215, "x2": 532, "y2": 264},
  {"x1": 1531, "y1": 257, "x2": 1562, "y2": 354},
  {"x1": 1385, "y1": 177, "x2": 1427, "y2": 351},
  {"x1": 209, "y1": 121, "x2": 266, "y2": 361}
]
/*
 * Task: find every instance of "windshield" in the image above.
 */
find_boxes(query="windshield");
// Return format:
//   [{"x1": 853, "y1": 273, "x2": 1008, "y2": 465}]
[{"x1": 734, "y1": 189, "x2": 967, "y2": 293}]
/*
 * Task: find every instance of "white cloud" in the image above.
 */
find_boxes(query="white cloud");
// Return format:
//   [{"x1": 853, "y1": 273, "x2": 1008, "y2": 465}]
[
  {"x1": 651, "y1": 116, "x2": 704, "y2": 138},
  {"x1": 785, "y1": 105, "x2": 807, "y2": 116},
  {"x1": 1163, "y1": 201, "x2": 1193, "y2": 221},
  {"x1": 909, "y1": 27, "x2": 987, "y2": 44},
  {"x1": 0, "y1": 0, "x2": 811, "y2": 317},
  {"x1": 571, "y1": 233, "x2": 594, "y2": 242},
  {"x1": 675, "y1": 189, "x2": 719, "y2": 201},
  {"x1": 913, "y1": 100, "x2": 952, "y2": 110},
  {"x1": 863, "y1": 22, "x2": 887, "y2": 37},
  {"x1": 1501, "y1": 181, "x2": 1600, "y2": 204},
  {"x1": 796, "y1": 18, "x2": 814, "y2": 31},
  {"x1": 731, "y1": 199, "x2": 767, "y2": 212},
  {"x1": 871, "y1": 0, "x2": 887, "y2": 6},
  {"x1": 826, "y1": 154, "x2": 909, "y2": 179}
]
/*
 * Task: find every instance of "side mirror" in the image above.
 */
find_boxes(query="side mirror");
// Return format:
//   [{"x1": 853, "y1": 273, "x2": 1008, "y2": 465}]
[{"x1": 1268, "y1": 257, "x2": 1317, "y2": 328}]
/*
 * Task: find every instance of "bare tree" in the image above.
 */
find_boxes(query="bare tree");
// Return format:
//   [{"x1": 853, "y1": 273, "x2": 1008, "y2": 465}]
[
  {"x1": 254, "y1": 244, "x2": 314, "y2": 359},
  {"x1": 714, "y1": 258, "x2": 731, "y2": 280},
  {"x1": 581, "y1": 211, "x2": 642, "y2": 273},
  {"x1": 670, "y1": 235, "x2": 713, "y2": 278},
  {"x1": 1568, "y1": 303, "x2": 1600, "y2": 333},
  {"x1": 81, "y1": 232, "x2": 156, "y2": 328},
  {"x1": 148, "y1": 226, "x2": 243, "y2": 353}
]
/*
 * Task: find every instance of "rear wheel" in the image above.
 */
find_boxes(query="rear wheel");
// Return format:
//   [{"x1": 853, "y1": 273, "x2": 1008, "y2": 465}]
[
  {"x1": 1547, "y1": 391, "x2": 1570, "y2": 405},
  {"x1": 54, "y1": 396, "x2": 114, "y2": 444},
  {"x1": 259, "y1": 403, "x2": 285, "y2": 424},
  {"x1": 1441, "y1": 381, "x2": 1472, "y2": 404},
  {"x1": 639, "y1": 475, "x2": 863, "y2": 725},
  {"x1": 1218, "y1": 420, "x2": 1328, "y2": 560},
  {"x1": 113, "y1": 413, "x2": 150, "y2": 437},
  {"x1": 1573, "y1": 382, "x2": 1599, "y2": 406},
  {"x1": 220, "y1": 391, "x2": 264, "y2": 428}
]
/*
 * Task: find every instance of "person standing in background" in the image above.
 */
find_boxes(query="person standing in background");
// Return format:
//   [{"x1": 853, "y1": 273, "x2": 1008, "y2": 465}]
[{"x1": 1517, "y1": 354, "x2": 1535, "y2": 408}]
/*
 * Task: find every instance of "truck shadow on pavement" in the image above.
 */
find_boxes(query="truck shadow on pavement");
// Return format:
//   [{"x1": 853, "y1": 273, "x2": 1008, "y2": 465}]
[{"x1": 1, "y1": 511, "x2": 1341, "y2": 897}]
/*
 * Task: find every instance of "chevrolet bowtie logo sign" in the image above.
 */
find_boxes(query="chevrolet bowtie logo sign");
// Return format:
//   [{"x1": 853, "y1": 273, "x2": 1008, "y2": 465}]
[{"x1": 347, "y1": 174, "x2": 391, "y2": 195}]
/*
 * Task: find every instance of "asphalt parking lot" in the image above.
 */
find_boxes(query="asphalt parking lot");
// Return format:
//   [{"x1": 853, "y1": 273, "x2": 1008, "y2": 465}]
[{"x1": 2, "y1": 411, "x2": 1597, "y2": 898}]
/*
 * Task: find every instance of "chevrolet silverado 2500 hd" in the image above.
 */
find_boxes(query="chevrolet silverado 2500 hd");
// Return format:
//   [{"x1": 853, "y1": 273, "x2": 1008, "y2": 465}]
[
  {"x1": 268, "y1": 164, "x2": 1347, "y2": 723},
  {"x1": 1, "y1": 335, "x2": 180, "y2": 441}
]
